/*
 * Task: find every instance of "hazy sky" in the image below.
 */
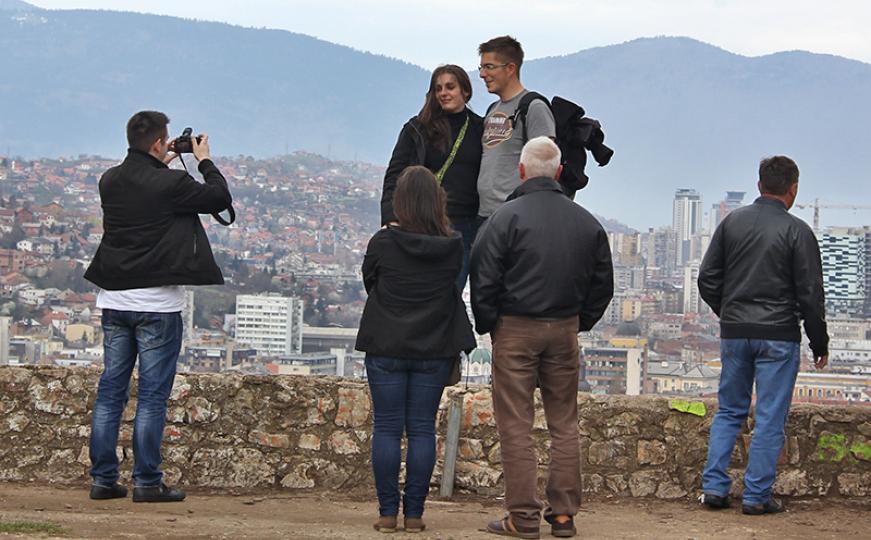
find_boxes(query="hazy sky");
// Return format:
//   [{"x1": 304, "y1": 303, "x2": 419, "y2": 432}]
[{"x1": 29, "y1": 0, "x2": 871, "y2": 68}]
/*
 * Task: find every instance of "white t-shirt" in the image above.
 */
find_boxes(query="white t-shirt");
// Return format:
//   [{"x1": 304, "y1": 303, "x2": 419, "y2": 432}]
[{"x1": 96, "y1": 286, "x2": 186, "y2": 313}]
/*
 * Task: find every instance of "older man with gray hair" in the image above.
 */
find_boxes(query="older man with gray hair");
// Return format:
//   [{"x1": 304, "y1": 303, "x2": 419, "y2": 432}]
[{"x1": 470, "y1": 137, "x2": 613, "y2": 538}]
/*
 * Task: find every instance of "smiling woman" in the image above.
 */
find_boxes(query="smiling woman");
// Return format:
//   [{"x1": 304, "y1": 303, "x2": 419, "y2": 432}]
[{"x1": 379, "y1": 64, "x2": 484, "y2": 291}]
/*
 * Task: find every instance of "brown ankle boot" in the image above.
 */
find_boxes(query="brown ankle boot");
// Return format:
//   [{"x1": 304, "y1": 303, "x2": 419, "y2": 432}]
[
  {"x1": 404, "y1": 517, "x2": 425, "y2": 533},
  {"x1": 373, "y1": 515, "x2": 397, "y2": 533}
]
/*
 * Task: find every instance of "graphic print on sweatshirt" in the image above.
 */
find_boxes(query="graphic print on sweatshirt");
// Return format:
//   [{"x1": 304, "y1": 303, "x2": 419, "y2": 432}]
[{"x1": 482, "y1": 112, "x2": 514, "y2": 148}]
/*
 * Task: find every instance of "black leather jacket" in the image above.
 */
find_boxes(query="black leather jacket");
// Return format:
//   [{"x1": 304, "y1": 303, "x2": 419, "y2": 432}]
[
  {"x1": 84, "y1": 150, "x2": 232, "y2": 290},
  {"x1": 698, "y1": 196, "x2": 828, "y2": 357},
  {"x1": 470, "y1": 177, "x2": 614, "y2": 334}
]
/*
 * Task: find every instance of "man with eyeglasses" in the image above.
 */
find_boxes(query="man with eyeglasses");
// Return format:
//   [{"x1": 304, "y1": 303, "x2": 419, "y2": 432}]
[{"x1": 476, "y1": 36, "x2": 555, "y2": 221}]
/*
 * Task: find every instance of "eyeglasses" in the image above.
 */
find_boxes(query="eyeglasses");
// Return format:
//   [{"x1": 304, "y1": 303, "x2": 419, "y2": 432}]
[{"x1": 477, "y1": 63, "x2": 510, "y2": 72}]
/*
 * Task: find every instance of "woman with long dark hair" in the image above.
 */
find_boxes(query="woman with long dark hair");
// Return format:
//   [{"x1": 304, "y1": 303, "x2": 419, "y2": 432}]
[
  {"x1": 381, "y1": 65, "x2": 483, "y2": 290},
  {"x1": 357, "y1": 166, "x2": 476, "y2": 533}
]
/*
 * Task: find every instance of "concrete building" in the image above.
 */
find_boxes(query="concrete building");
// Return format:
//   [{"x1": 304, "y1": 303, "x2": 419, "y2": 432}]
[
  {"x1": 235, "y1": 294, "x2": 304, "y2": 357},
  {"x1": 682, "y1": 262, "x2": 702, "y2": 314},
  {"x1": 711, "y1": 191, "x2": 746, "y2": 232},
  {"x1": 819, "y1": 227, "x2": 867, "y2": 318},
  {"x1": 582, "y1": 347, "x2": 643, "y2": 396},
  {"x1": 673, "y1": 189, "x2": 703, "y2": 267},
  {"x1": 269, "y1": 352, "x2": 337, "y2": 376},
  {"x1": 0, "y1": 316, "x2": 10, "y2": 365}
]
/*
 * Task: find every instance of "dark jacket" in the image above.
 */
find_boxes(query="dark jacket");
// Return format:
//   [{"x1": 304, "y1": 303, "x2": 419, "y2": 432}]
[
  {"x1": 84, "y1": 149, "x2": 232, "y2": 290},
  {"x1": 381, "y1": 110, "x2": 483, "y2": 225},
  {"x1": 470, "y1": 177, "x2": 614, "y2": 335},
  {"x1": 698, "y1": 196, "x2": 829, "y2": 356},
  {"x1": 355, "y1": 227, "x2": 476, "y2": 358}
]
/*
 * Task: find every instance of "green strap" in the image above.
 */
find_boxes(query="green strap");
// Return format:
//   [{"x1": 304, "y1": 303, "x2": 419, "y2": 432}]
[{"x1": 435, "y1": 114, "x2": 470, "y2": 184}]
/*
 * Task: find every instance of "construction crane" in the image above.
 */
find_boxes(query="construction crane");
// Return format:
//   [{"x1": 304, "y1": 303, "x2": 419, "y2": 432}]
[{"x1": 793, "y1": 198, "x2": 871, "y2": 232}]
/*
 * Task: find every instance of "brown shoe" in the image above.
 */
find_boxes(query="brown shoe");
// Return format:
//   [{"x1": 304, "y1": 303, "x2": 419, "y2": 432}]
[
  {"x1": 373, "y1": 516, "x2": 397, "y2": 533},
  {"x1": 404, "y1": 517, "x2": 426, "y2": 533},
  {"x1": 485, "y1": 516, "x2": 540, "y2": 539},
  {"x1": 544, "y1": 514, "x2": 576, "y2": 537}
]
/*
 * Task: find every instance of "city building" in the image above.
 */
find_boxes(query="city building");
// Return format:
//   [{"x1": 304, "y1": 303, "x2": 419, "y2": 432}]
[
  {"x1": 682, "y1": 262, "x2": 703, "y2": 314},
  {"x1": 235, "y1": 294, "x2": 304, "y2": 357},
  {"x1": 819, "y1": 227, "x2": 868, "y2": 318},
  {"x1": 268, "y1": 352, "x2": 337, "y2": 376},
  {"x1": 711, "y1": 191, "x2": 746, "y2": 232},
  {"x1": 673, "y1": 189, "x2": 703, "y2": 267},
  {"x1": 582, "y1": 346, "x2": 643, "y2": 395}
]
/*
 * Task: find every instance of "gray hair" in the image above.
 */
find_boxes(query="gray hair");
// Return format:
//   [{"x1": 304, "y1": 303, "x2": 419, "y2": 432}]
[{"x1": 520, "y1": 136, "x2": 561, "y2": 179}]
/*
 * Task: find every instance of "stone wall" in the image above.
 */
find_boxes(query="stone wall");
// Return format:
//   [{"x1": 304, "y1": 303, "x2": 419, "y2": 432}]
[{"x1": 2, "y1": 366, "x2": 870, "y2": 498}]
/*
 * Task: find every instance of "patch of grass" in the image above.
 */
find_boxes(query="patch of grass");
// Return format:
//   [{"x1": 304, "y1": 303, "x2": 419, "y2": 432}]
[{"x1": 0, "y1": 520, "x2": 66, "y2": 535}]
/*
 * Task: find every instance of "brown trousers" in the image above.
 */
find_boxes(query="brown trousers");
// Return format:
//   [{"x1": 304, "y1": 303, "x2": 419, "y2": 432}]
[{"x1": 491, "y1": 315, "x2": 581, "y2": 527}]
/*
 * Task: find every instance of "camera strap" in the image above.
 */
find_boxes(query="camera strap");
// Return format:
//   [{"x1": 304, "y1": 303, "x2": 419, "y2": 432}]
[
  {"x1": 178, "y1": 154, "x2": 236, "y2": 226},
  {"x1": 211, "y1": 206, "x2": 236, "y2": 226}
]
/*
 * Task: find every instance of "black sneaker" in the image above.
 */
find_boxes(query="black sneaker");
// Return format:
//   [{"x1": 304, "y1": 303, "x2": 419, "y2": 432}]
[
  {"x1": 544, "y1": 514, "x2": 576, "y2": 537},
  {"x1": 132, "y1": 482, "x2": 186, "y2": 503},
  {"x1": 742, "y1": 498, "x2": 785, "y2": 515},
  {"x1": 699, "y1": 493, "x2": 731, "y2": 509},
  {"x1": 89, "y1": 483, "x2": 128, "y2": 500}
]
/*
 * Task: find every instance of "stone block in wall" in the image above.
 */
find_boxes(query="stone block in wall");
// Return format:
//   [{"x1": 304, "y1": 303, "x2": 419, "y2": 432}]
[
  {"x1": 458, "y1": 438, "x2": 485, "y2": 461},
  {"x1": 462, "y1": 391, "x2": 495, "y2": 429},
  {"x1": 588, "y1": 439, "x2": 630, "y2": 468},
  {"x1": 248, "y1": 430, "x2": 291, "y2": 449},
  {"x1": 837, "y1": 473, "x2": 871, "y2": 497},
  {"x1": 637, "y1": 440, "x2": 666, "y2": 465},
  {"x1": 858, "y1": 422, "x2": 871, "y2": 438},
  {"x1": 298, "y1": 434, "x2": 321, "y2": 451},
  {"x1": 605, "y1": 474, "x2": 628, "y2": 495},
  {"x1": 774, "y1": 469, "x2": 809, "y2": 496},
  {"x1": 601, "y1": 412, "x2": 641, "y2": 439},
  {"x1": 487, "y1": 441, "x2": 501, "y2": 464},
  {"x1": 655, "y1": 480, "x2": 687, "y2": 499},
  {"x1": 304, "y1": 397, "x2": 336, "y2": 426},
  {"x1": 335, "y1": 387, "x2": 371, "y2": 428},
  {"x1": 328, "y1": 431, "x2": 360, "y2": 455},
  {"x1": 628, "y1": 470, "x2": 666, "y2": 497},
  {"x1": 0, "y1": 366, "x2": 33, "y2": 393},
  {"x1": 188, "y1": 447, "x2": 274, "y2": 488},
  {"x1": 582, "y1": 473, "x2": 604, "y2": 493},
  {"x1": 185, "y1": 396, "x2": 220, "y2": 423},
  {"x1": 454, "y1": 460, "x2": 502, "y2": 489}
]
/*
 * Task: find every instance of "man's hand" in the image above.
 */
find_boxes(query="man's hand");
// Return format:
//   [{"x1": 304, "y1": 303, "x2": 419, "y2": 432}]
[
  {"x1": 814, "y1": 355, "x2": 828, "y2": 370},
  {"x1": 192, "y1": 133, "x2": 211, "y2": 162}
]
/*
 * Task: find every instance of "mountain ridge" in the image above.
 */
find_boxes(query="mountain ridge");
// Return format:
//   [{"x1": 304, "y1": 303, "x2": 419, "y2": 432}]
[{"x1": 1, "y1": 8, "x2": 869, "y2": 228}]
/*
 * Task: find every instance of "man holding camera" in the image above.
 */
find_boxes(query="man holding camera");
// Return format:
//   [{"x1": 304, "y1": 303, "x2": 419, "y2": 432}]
[{"x1": 84, "y1": 111, "x2": 232, "y2": 502}]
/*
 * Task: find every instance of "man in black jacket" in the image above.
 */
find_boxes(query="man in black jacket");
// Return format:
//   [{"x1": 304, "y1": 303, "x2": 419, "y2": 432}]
[
  {"x1": 470, "y1": 137, "x2": 613, "y2": 539},
  {"x1": 698, "y1": 156, "x2": 828, "y2": 515},
  {"x1": 84, "y1": 111, "x2": 232, "y2": 503}
]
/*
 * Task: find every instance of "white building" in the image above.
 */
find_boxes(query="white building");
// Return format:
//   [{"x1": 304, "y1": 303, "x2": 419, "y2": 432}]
[
  {"x1": 682, "y1": 262, "x2": 702, "y2": 314},
  {"x1": 234, "y1": 294, "x2": 304, "y2": 357},
  {"x1": 673, "y1": 189, "x2": 702, "y2": 267},
  {"x1": 0, "y1": 316, "x2": 10, "y2": 365}
]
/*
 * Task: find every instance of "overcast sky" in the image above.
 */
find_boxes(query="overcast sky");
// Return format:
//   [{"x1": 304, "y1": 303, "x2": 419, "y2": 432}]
[{"x1": 29, "y1": 0, "x2": 871, "y2": 69}]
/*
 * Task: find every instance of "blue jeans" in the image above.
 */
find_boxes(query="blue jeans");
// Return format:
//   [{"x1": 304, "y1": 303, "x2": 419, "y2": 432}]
[
  {"x1": 452, "y1": 218, "x2": 480, "y2": 292},
  {"x1": 90, "y1": 309, "x2": 183, "y2": 487},
  {"x1": 702, "y1": 338, "x2": 800, "y2": 505},
  {"x1": 365, "y1": 355, "x2": 453, "y2": 518}
]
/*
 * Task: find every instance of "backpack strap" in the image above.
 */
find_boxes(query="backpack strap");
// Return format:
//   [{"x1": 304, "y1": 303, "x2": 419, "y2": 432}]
[{"x1": 510, "y1": 92, "x2": 550, "y2": 142}]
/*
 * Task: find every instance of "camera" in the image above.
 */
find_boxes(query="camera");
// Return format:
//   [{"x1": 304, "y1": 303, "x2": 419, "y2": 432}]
[{"x1": 172, "y1": 127, "x2": 202, "y2": 154}]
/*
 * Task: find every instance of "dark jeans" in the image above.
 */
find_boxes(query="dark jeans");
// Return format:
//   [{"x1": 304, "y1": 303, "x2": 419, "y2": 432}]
[
  {"x1": 90, "y1": 309, "x2": 183, "y2": 488},
  {"x1": 365, "y1": 355, "x2": 453, "y2": 518},
  {"x1": 451, "y1": 218, "x2": 481, "y2": 292},
  {"x1": 702, "y1": 338, "x2": 800, "y2": 505}
]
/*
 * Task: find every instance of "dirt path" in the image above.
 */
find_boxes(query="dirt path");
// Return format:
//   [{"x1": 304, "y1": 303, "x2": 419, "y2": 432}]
[{"x1": 0, "y1": 484, "x2": 869, "y2": 539}]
